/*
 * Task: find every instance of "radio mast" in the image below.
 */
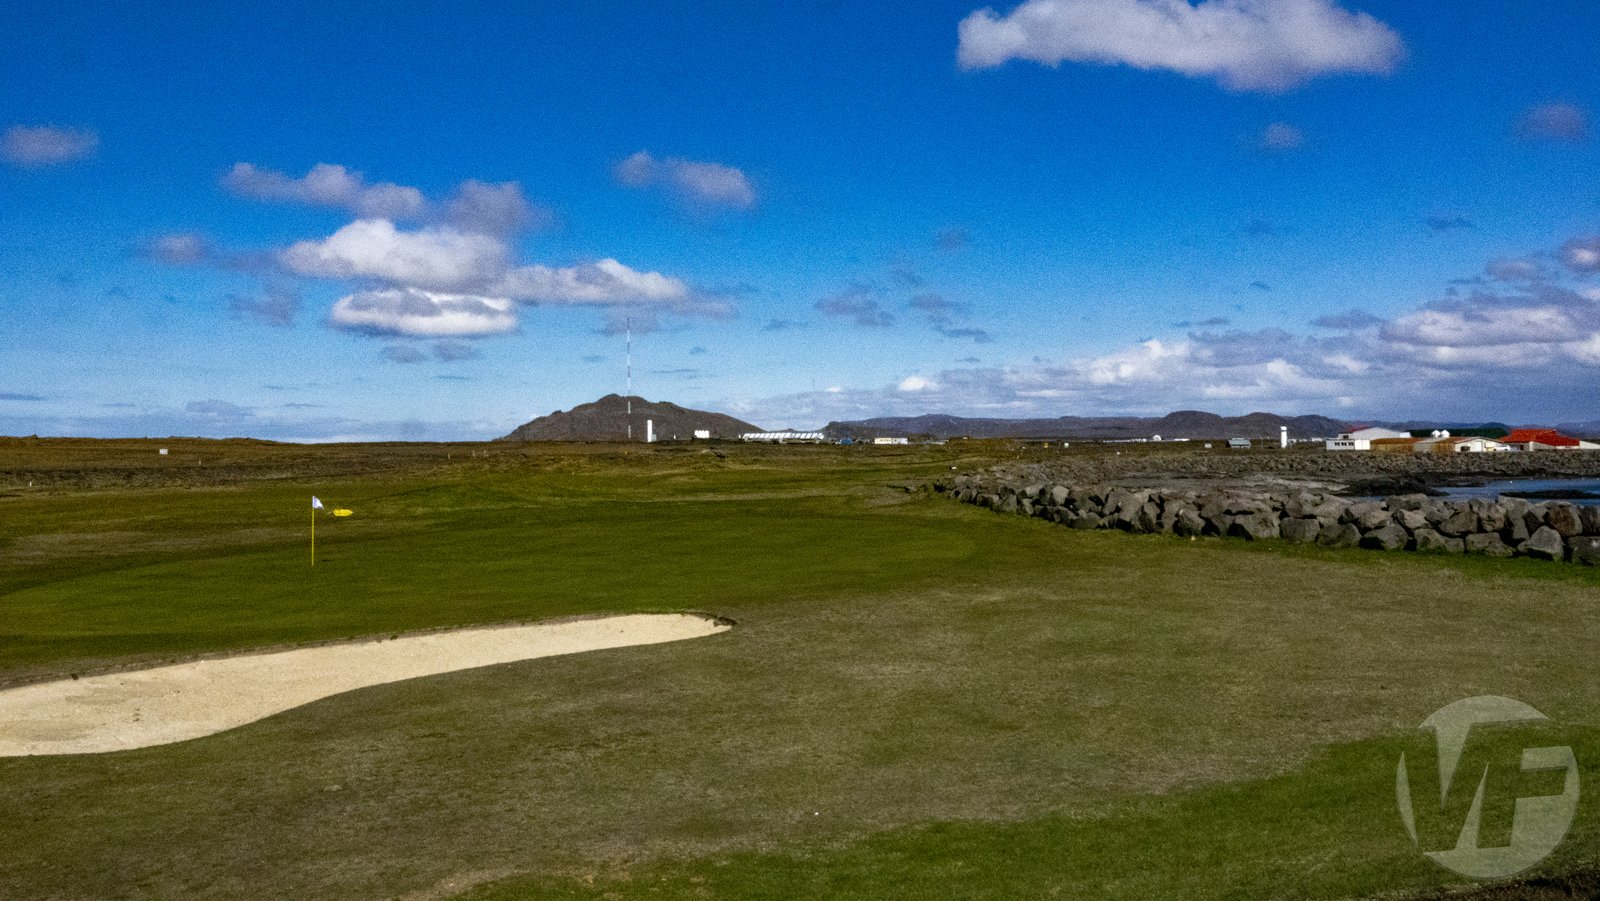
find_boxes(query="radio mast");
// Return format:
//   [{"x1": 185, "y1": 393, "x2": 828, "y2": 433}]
[{"x1": 626, "y1": 317, "x2": 632, "y2": 440}]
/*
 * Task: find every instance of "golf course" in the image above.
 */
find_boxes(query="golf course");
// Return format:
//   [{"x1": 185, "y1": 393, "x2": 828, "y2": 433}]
[{"x1": 4, "y1": 436, "x2": 1600, "y2": 900}]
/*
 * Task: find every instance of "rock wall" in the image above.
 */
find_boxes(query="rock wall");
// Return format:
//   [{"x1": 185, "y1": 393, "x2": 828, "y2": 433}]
[{"x1": 932, "y1": 475, "x2": 1600, "y2": 564}]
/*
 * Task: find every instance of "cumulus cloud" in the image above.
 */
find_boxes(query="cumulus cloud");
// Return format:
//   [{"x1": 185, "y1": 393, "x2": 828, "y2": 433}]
[
  {"x1": 817, "y1": 285, "x2": 894, "y2": 327},
  {"x1": 1516, "y1": 102, "x2": 1589, "y2": 143},
  {"x1": 3, "y1": 125, "x2": 98, "y2": 167},
  {"x1": 616, "y1": 150, "x2": 757, "y2": 209},
  {"x1": 1379, "y1": 287, "x2": 1600, "y2": 352},
  {"x1": 735, "y1": 258, "x2": 1600, "y2": 426},
  {"x1": 446, "y1": 180, "x2": 547, "y2": 236},
  {"x1": 223, "y1": 162, "x2": 427, "y2": 220},
  {"x1": 1560, "y1": 237, "x2": 1600, "y2": 274},
  {"x1": 281, "y1": 220, "x2": 509, "y2": 292},
  {"x1": 329, "y1": 288, "x2": 518, "y2": 337},
  {"x1": 229, "y1": 286, "x2": 302, "y2": 327},
  {"x1": 495, "y1": 258, "x2": 691, "y2": 305},
  {"x1": 1258, "y1": 122, "x2": 1305, "y2": 151},
  {"x1": 956, "y1": 0, "x2": 1405, "y2": 91}
]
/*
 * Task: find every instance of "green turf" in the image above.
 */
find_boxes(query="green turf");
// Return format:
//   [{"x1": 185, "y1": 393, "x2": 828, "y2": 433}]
[{"x1": 5, "y1": 447, "x2": 1600, "y2": 900}]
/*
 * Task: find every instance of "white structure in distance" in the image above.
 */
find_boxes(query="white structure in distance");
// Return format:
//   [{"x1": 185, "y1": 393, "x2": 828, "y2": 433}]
[
  {"x1": 740, "y1": 431, "x2": 827, "y2": 443},
  {"x1": 1325, "y1": 426, "x2": 1411, "y2": 451}
]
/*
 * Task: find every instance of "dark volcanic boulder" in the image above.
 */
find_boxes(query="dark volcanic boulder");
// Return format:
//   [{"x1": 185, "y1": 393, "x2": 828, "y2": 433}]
[
  {"x1": 1280, "y1": 517, "x2": 1320, "y2": 543},
  {"x1": 1519, "y1": 526, "x2": 1566, "y2": 561},
  {"x1": 1173, "y1": 507, "x2": 1206, "y2": 537},
  {"x1": 1465, "y1": 532, "x2": 1514, "y2": 558},
  {"x1": 1413, "y1": 528, "x2": 1463, "y2": 554},
  {"x1": 1570, "y1": 536, "x2": 1600, "y2": 566},
  {"x1": 1438, "y1": 508, "x2": 1479, "y2": 538},
  {"x1": 1361, "y1": 523, "x2": 1409, "y2": 551},
  {"x1": 1318, "y1": 522, "x2": 1362, "y2": 548},
  {"x1": 1228, "y1": 512, "x2": 1280, "y2": 541},
  {"x1": 1394, "y1": 509, "x2": 1428, "y2": 533},
  {"x1": 1546, "y1": 503, "x2": 1582, "y2": 538}
]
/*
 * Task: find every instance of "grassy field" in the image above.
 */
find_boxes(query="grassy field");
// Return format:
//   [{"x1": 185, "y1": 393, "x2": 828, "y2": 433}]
[{"x1": 4, "y1": 438, "x2": 1600, "y2": 900}]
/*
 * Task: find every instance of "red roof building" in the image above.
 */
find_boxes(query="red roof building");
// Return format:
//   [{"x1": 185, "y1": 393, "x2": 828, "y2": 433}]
[{"x1": 1502, "y1": 429, "x2": 1597, "y2": 450}]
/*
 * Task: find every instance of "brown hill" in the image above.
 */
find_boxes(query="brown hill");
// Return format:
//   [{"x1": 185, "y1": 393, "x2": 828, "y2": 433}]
[{"x1": 495, "y1": 395, "x2": 763, "y2": 441}]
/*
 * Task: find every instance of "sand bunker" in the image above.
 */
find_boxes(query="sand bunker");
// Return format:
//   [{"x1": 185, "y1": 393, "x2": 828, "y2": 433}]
[{"x1": 0, "y1": 613, "x2": 728, "y2": 756}]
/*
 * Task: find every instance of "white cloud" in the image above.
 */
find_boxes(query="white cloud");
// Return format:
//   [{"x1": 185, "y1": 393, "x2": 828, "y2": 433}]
[
  {"x1": 329, "y1": 288, "x2": 517, "y2": 337},
  {"x1": 616, "y1": 150, "x2": 757, "y2": 208},
  {"x1": 3, "y1": 125, "x2": 98, "y2": 167},
  {"x1": 446, "y1": 180, "x2": 546, "y2": 235},
  {"x1": 144, "y1": 233, "x2": 212, "y2": 266},
  {"x1": 1259, "y1": 122, "x2": 1305, "y2": 151},
  {"x1": 1516, "y1": 102, "x2": 1589, "y2": 143},
  {"x1": 224, "y1": 163, "x2": 427, "y2": 220},
  {"x1": 495, "y1": 258, "x2": 691, "y2": 304},
  {"x1": 956, "y1": 0, "x2": 1405, "y2": 91},
  {"x1": 1560, "y1": 237, "x2": 1600, "y2": 274},
  {"x1": 899, "y1": 376, "x2": 933, "y2": 391},
  {"x1": 281, "y1": 220, "x2": 509, "y2": 292},
  {"x1": 1381, "y1": 305, "x2": 1587, "y2": 349}
]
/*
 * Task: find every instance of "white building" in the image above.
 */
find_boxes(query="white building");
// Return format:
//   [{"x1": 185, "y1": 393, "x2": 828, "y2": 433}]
[
  {"x1": 740, "y1": 431, "x2": 826, "y2": 443},
  {"x1": 1414, "y1": 436, "x2": 1509, "y2": 453},
  {"x1": 873, "y1": 436, "x2": 910, "y2": 445},
  {"x1": 1325, "y1": 427, "x2": 1411, "y2": 451}
]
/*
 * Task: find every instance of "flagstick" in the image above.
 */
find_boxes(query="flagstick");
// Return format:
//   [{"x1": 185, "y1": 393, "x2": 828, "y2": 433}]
[{"x1": 311, "y1": 507, "x2": 315, "y2": 566}]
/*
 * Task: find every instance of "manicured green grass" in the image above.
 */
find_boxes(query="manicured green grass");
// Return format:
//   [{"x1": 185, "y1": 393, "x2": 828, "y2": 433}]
[{"x1": 4, "y1": 448, "x2": 1600, "y2": 901}]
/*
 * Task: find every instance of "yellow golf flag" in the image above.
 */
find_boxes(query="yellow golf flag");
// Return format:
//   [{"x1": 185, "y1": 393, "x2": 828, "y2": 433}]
[{"x1": 332, "y1": 509, "x2": 353, "y2": 516}]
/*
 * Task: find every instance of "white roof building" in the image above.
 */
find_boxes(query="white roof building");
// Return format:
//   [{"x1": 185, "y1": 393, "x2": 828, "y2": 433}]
[
  {"x1": 1325, "y1": 426, "x2": 1411, "y2": 451},
  {"x1": 740, "y1": 431, "x2": 826, "y2": 443}
]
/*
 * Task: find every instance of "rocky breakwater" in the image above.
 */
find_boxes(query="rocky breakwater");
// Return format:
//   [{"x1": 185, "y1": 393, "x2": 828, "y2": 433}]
[{"x1": 932, "y1": 476, "x2": 1600, "y2": 564}]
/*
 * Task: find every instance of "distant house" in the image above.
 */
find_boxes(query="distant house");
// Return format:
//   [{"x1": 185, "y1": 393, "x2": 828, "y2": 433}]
[
  {"x1": 1325, "y1": 427, "x2": 1411, "y2": 451},
  {"x1": 1370, "y1": 437, "x2": 1422, "y2": 454},
  {"x1": 1414, "y1": 435, "x2": 1508, "y2": 453},
  {"x1": 872, "y1": 436, "x2": 910, "y2": 445},
  {"x1": 1226, "y1": 438, "x2": 1251, "y2": 449},
  {"x1": 1501, "y1": 429, "x2": 1600, "y2": 451}
]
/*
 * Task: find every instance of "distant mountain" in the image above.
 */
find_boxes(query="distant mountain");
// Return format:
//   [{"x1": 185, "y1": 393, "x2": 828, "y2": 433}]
[
  {"x1": 1557, "y1": 420, "x2": 1600, "y2": 439},
  {"x1": 821, "y1": 410, "x2": 1349, "y2": 441},
  {"x1": 496, "y1": 395, "x2": 763, "y2": 441}
]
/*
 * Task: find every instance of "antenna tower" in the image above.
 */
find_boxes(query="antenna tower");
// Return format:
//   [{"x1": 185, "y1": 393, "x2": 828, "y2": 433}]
[{"x1": 626, "y1": 317, "x2": 632, "y2": 440}]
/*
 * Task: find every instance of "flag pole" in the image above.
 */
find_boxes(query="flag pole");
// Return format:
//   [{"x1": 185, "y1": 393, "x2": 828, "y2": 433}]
[{"x1": 311, "y1": 505, "x2": 315, "y2": 566}]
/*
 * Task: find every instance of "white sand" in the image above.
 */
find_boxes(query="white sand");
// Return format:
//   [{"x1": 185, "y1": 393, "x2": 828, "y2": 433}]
[{"x1": 0, "y1": 613, "x2": 728, "y2": 757}]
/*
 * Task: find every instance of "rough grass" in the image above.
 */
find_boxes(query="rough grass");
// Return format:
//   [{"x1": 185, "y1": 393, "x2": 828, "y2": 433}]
[{"x1": 3, "y1": 441, "x2": 1600, "y2": 900}]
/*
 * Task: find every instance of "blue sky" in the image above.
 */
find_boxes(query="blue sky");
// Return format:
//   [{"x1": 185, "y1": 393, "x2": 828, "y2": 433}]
[{"x1": 3, "y1": 0, "x2": 1599, "y2": 439}]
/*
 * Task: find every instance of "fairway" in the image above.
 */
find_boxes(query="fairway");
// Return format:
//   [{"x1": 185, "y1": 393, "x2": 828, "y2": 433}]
[{"x1": 4, "y1": 440, "x2": 1600, "y2": 900}]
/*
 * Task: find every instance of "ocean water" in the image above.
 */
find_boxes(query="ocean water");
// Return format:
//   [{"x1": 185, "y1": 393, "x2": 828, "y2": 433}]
[{"x1": 1429, "y1": 478, "x2": 1600, "y2": 507}]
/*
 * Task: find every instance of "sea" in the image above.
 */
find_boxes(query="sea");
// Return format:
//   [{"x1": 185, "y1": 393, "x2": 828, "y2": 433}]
[{"x1": 1427, "y1": 478, "x2": 1600, "y2": 507}]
